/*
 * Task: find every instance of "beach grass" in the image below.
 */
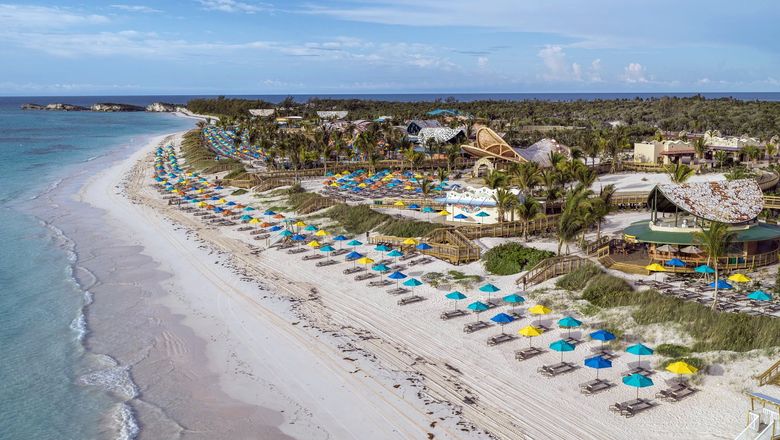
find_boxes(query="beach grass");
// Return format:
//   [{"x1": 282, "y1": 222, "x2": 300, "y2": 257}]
[
  {"x1": 555, "y1": 263, "x2": 603, "y2": 291},
  {"x1": 482, "y1": 243, "x2": 555, "y2": 275}
]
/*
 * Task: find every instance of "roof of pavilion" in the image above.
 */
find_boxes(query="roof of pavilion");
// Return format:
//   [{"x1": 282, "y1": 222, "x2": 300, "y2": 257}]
[
  {"x1": 623, "y1": 221, "x2": 780, "y2": 245},
  {"x1": 648, "y1": 179, "x2": 763, "y2": 224}
]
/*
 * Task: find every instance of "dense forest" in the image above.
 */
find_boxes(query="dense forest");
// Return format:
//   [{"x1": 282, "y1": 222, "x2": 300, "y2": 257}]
[{"x1": 187, "y1": 95, "x2": 780, "y2": 139}]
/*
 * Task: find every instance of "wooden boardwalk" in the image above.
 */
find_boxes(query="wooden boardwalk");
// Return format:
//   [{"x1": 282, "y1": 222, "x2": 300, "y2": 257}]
[{"x1": 516, "y1": 255, "x2": 588, "y2": 288}]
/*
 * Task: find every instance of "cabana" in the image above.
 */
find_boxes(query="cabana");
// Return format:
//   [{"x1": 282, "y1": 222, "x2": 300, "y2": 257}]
[{"x1": 622, "y1": 179, "x2": 780, "y2": 268}]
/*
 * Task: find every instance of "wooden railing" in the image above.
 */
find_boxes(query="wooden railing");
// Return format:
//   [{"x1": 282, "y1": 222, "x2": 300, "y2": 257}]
[
  {"x1": 648, "y1": 249, "x2": 779, "y2": 271},
  {"x1": 296, "y1": 196, "x2": 340, "y2": 214},
  {"x1": 456, "y1": 215, "x2": 560, "y2": 239},
  {"x1": 517, "y1": 255, "x2": 587, "y2": 288},
  {"x1": 367, "y1": 233, "x2": 481, "y2": 265},
  {"x1": 756, "y1": 359, "x2": 780, "y2": 386}
]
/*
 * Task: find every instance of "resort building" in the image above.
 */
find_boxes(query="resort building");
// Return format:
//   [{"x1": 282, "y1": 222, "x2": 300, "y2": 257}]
[
  {"x1": 406, "y1": 119, "x2": 442, "y2": 136},
  {"x1": 620, "y1": 179, "x2": 780, "y2": 269},
  {"x1": 248, "y1": 108, "x2": 275, "y2": 118},
  {"x1": 417, "y1": 126, "x2": 467, "y2": 146},
  {"x1": 462, "y1": 127, "x2": 571, "y2": 176},
  {"x1": 633, "y1": 140, "x2": 695, "y2": 164},
  {"x1": 434, "y1": 186, "x2": 520, "y2": 224}
]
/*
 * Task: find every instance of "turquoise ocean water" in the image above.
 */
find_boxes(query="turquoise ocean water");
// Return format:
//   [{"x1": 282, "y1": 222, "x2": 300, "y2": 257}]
[{"x1": 0, "y1": 99, "x2": 193, "y2": 440}]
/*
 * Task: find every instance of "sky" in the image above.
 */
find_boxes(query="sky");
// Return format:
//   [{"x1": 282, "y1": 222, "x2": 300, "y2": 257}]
[{"x1": 1, "y1": 0, "x2": 779, "y2": 95}]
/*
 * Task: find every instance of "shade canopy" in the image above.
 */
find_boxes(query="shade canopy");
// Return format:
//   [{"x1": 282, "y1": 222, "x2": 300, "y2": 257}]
[
  {"x1": 709, "y1": 279, "x2": 733, "y2": 289},
  {"x1": 467, "y1": 301, "x2": 489, "y2": 312},
  {"x1": 665, "y1": 258, "x2": 686, "y2": 267},
  {"x1": 479, "y1": 283, "x2": 501, "y2": 293},
  {"x1": 319, "y1": 245, "x2": 335, "y2": 252},
  {"x1": 387, "y1": 271, "x2": 407, "y2": 280},
  {"x1": 387, "y1": 250, "x2": 403, "y2": 257},
  {"x1": 357, "y1": 257, "x2": 375, "y2": 265},
  {"x1": 623, "y1": 373, "x2": 654, "y2": 388},
  {"x1": 518, "y1": 325, "x2": 542, "y2": 337},
  {"x1": 333, "y1": 235, "x2": 348, "y2": 241},
  {"x1": 403, "y1": 278, "x2": 423, "y2": 287},
  {"x1": 626, "y1": 343, "x2": 654, "y2": 356},
  {"x1": 446, "y1": 291, "x2": 467, "y2": 300},
  {"x1": 528, "y1": 304, "x2": 552, "y2": 315},
  {"x1": 416, "y1": 243, "x2": 433, "y2": 250},
  {"x1": 558, "y1": 316, "x2": 582, "y2": 328},
  {"x1": 728, "y1": 273, "x2": 751, "y2": 283},
  {"x1": 666, "y1": 361, "x2": 698, "y2": 375},
  {"x1": 453, "y1": 213, "x2": 469, "y2": 220},
  {"x1": 589, "y1": 329, "x2": 616, "y2": 342},
  {"x1": 375, "y1": 244, "x2": 391, "y2": 252},
  {"x1": 645, "y1": 263, "x2": 666, "y2": 272},
  {"x1": 347, "y1": 239, "x2": 363, "y2": 246},
  {"x1": 549, "y1": 339, "x2": 575, "y2": 353},
  {"x1": 748, "y1": 290, "x2": 773, "y2": 301},
  {"x1": 490, "y1": 313, "x2": 515, "y2": 324},
  {"x1": 345, "y1": 251, "x2": 363, "y2": 259},
  {"x1": 371, "y1": 264, "x2": 390, "y2": 272},
  {"x1": 584, "y1": 356, "x2": 612, "y2": 370},
  {"x1": 694, "y1": 265, "x2": 715, "y2": 274},
  {"x1": 502, "y1": 294, "x2": 525, "y2": 304}
]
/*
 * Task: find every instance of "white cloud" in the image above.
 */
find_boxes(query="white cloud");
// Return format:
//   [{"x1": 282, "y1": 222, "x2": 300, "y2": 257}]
[
  {"x1": 589, "y1": 59, "x2": 602, "y2": 82},
  {"x1": 110, "y1": 4, "x2": 162, "y2": 13},
  {"x1": 622, "y1": 62, "x2": 648, "y2": 83},
  {"x1": 477, "y1": 56, "x2": 488, "y2": 68},
  {"x1": 697, "y1": 77, "x2": 711, "y2": 84},
  {"x1": 0, "y1": 4, "x2": 109, "y2": 30},
  {"x1": 537, "y1": 45, "x2": 582, "y2": 82},
  {"x1": 197, "y1": 0, "x2": 272, "y2": 14}
]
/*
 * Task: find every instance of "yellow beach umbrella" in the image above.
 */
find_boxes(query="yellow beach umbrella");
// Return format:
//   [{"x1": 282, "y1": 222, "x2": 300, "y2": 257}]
[
  {"x1": 519, "y1": 325, "x2": 542, "y2": 347},
  {"x1": 728, "y1": 273, "x2": 751, "y2": 283},
  {"x1": 249, "y1": 218, "x2": 260, "y2": 224},
  {"x1": 330, "y1": 182, "x2": 340, "y2": 187},
  {"x1": 666, "y1": 361, "x2": 698, "y2": 375},
  {"x1": 357, "y1": 257, "x2": 375, "y2": 265},
  {"x1": 294, "y1": 221, "x2": 307, "y2": 227},
  {"x1": 196, "y1": 189, "x2": 204, "y2": 194},
  {"x1": 645, "y1": 263, "x2": 666, "y2": 272},
  {"x1": 307, "y1": 240, "x2": 321, "y2": 248},
  {"x1": 216, "y1": 198, "x2": 227, "y2": 204},
  {"x1": 404, "y1": 185, "x2": 413, "y2": 190},
  {"x1": 402, "y1": 238, "x2": 418, "y2": 245},
  {"x1": 314, "y1": 229, "x2": 328, "y2": 237},
  {"x1": 358, "y1": 183, "x2": 368, "y2": 188},
  {"x1": 394, "y1": 200, "x2": 405, "y2": 207},
  {"x1": 438, "y1": 210, "x2": 450, "y2": 216},
  {"x1": 197, "y1": 201, "x2": 207, "y2": 207},
  {"x1": 528, "y1": 304, "x2": 552, "y2": 316}
]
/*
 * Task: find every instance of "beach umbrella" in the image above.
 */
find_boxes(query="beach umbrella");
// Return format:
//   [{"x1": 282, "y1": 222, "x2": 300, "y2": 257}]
[
  {"x1": 416, "y1": 243, "x2": 433, "y2": 251},
  {"x1": 394, "y1": 200, "x2": 405, "y2": 208},
  {"x1": 467, "y1": 301, "x2": 489, "y2": 321},
  {"x1": 346, "y1": 251, "x2": 363, "y2": 260},
  {"x1": 408, "y1": 203, "x2": 420, "y2": 210},
  {"x1": 446, "y1": 291, "x2": 467, "y2": 302},
  {"x1": 709, "y1": 279, "x2": 733, "y2": 289},
  {"x1": 438, "y1": 210, "x2": 450, "y2": 219},
  {"x1": 666, "y1": 361, "x2": 698, "y2": 378},
  {"x1": 375, "y1": 244, "x2": 391, "y2": 253},
  {"x1": 747, "y1": 290, "x2": 773, "y2": 301},
  {"x1": 240, "y1": 215, "x2": 252, "y2": 222},
  {"x1": 388, "y1": 270, "x2": 407, "y2": 288},
  {"x1": 665, "y1": 258, "x2": 686, "y2": 267},
  {"x1": 387, "y1": 249, "x2": 403, "y2": 259},
  {"x1": 280, "y1": 230, "x2": 293, "y2": 237},
  {"x1": 314, "y1": 229, "x2": 329, "y2": 237},
  {"x1": 307, "y1": 240, "x2": 321, "y2": 248},
  {"x1": 558, "y1": 316, "x2": 582, "y2": 338},
  {"x1": 590, "y1": 329, "x2": 616, "y2": 351},
  {"x1": 479, "y1": 283, "x2": 501, "y2": 300},
  {"x1": 269, "y1": 225, "x2": 283, "y2": 232},
  {"x1": 518, "y1": 325, "x2": 542, "y2": 347},
  {"x1": 626, "y1": 343, "x2": 654, "y2": 369},
  {"x1": 402, "y1": 238, "x2": 418, "y2": 246},
  {"x1": 645, "y1": 263, "x2": 666, "y2": 272},
  {"x1": 549, "y1": 339, "x2": 575, "y2": 362},
  {"x1": 422, "y1": 206, "x2": 434, "y2": 219},
  {"x1": 623, "y1": 373, "x2": 654, "y2": 399},
  {"x1": 656, "y1": 244, "x2": 677, "y2": 253},
  {"x1": 454, "y1": 213, "x2": 469, "y2": 220},
  {"x1": 347, "y1": 239, "x2": 363, "y2": 248},
  {"x1": 319, "y1": 244, "x2": 335, "y2": 252},
  {"x1": 584, "y1": 355, "x2": 612, "y2": 379},
  {"x1": 680, "y1": 245, "x2": 701, "y2": 254},
  {"x1": 694, "y1": 264, "x2": 715, "y2": 274},
  {"x1": 528, "y1": 304, "x2": 551, "y2": 327},
  {"x1": 490, "y1": 313, "x2": 515, "y2": 333},
  {"x1": 249, "y1": 218, "x2": 261, "y2": 224},
  {"x1": 357, "y1": 257, "x2": 375, "y2": 266},
  {"x1": 294, "y1": 220, "x2": 307, "y2": 228},
  {"x1": 291, "y1": 234, "x2": 306, "y2": 245},
  {"x1": 403, "y1": 278, "x2": 423, "y2": 288},
  {"x1": 728, "y1": 273, "x2": 751, "y2": 283},
  {"x1": 372, "y1": 263, "x2": 390, "y2": 273},
  {"x1": 502, "y1": 293, "x2": 525, "y2": 313},
  {"x1": 304, "y1": 224, "x2": 318, "y2": 232},
  {"x1": 475, "y1": 211, "x2": 490, "y2": 224},
  {"x1": 273, "y1": 214, "x2": 285, "y2": 220}
]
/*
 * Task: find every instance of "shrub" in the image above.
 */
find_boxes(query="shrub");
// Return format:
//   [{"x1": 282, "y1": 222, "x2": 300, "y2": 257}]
[
  {"x1": 655, "y1": 344, "x2": 691, "y2": 358},
  {"x1": 556, "y1": 263, "x2": 603, "y2": 291},
  {"x1": 231, "y1": 189, "x2": 247, "y2": 196},
  {"x1": 287, "y1": 183, "x2": 305, "y2": 195},
  {"x1": 325, "y1": 204, "x2": 387, "y2": 234},
  {"x1": 481, "y1": 243, "x2": 555, "y2": 276},
  {"x1": 775, "y1": 267, "x2": 780, "y2": 295}
]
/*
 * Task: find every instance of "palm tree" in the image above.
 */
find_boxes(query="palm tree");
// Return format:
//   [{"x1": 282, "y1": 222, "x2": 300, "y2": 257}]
[
  {"x1": 484, "y1": 170, "x2": 509, "y2": 189},
  {"x1": 445, "y1": 145, "x2": 461, "y2": 174},
  {"x1": 766, "y1": 143, "x2": 777, "y2": 163},
  {"x1": 540, "y1": 169, "x2": 562, "y2": 213},
  {"x1": 419, "y1": 178, "x2": 434, "y2": 207},
  {"x1": 579, "y1": 132, "x2": 601, "y2": 166},
  {"x1": 741, "y1": 145, "x2": 761, "y2": 164},
  {"x1": 593, "y1": 184, "x2": 616, "y2": 241},
  {"x1": 571, "y1": 161, "x2": 596, "y2": 187},
  {"x1": 714, "y1": 150, "x2": 728, "y2": 169},
  {"x1": 492, "y1": 188, "x2": 516, "y2": 222},
  {"x1": 694, "y1": 137, "x2": 707, "y2": 160},
  {"x1": 436, "y1": 168, "x2": 449, "y2": 186},
  {"x1": 724, "y1": 167, "x2": 753, "y2": 181},
  {"x1": 693, "y1": 222, "x2": 736, "y2": 310},
  {"x1": 665, "y1": 162, "x2": 695, "y2": 184},
  {"x1": 515, "y1": 197, "x2": 542, "y2": 240},
  {"x1": 510, "y1": 161, "x2": 540, "y2": 195}
]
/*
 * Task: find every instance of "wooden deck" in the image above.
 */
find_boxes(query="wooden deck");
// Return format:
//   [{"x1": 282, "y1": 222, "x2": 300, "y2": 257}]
[{"x1": 517, "y1": 255, "x2": 589, "y2": 288}]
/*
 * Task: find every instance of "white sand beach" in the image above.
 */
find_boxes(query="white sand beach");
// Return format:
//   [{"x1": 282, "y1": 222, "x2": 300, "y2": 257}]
[{"x1": 75, "y1": 130, "x2": 777, "y2": 439}]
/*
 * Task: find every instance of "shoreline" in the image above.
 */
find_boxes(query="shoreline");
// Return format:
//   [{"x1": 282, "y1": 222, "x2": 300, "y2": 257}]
[{"x1": 74, "y1": 130, "x2": 458, "y2": 439}]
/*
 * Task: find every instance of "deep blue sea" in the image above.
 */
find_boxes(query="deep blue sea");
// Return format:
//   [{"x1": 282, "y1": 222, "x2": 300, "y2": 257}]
[{"x1": 0, "y1": 99, "x2": 193, "y2": 440}]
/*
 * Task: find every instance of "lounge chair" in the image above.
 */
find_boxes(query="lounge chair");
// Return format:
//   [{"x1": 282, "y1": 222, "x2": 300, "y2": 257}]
[
  {"x1": 386, "y1": 287, "x2": 410, "y2": 295},
  {"x1": 487, "y1": 333, "x2": 516, "y2": 346},
  {"x1": 343, "y1": 267, "x2": 365, "y2": 275},
  {"x1": 355, "y1": 273, "x2": 377, "y2": 281},
  {"x1": 440, "y1": 309, "x2": 468, "y2": 320},
  {"x1": 656, "y1": 383, "x2": 697, "y2": 402},
  {"x1": 315, "y1": 259, "x2": 339, "y2": 267},
  {"x1": 538, "y1": 362, "x2": 577, "y2": 377},
  {"x1": 368, "y1": 280, "x2": 392, "y2": 287},
  {"x1": 302, "y1": 254, "x2": 324, "y2": 261},
  {"x1": 579, "y1": 379, "x2": 615, "y2": 395},
  {"x1": 463, "y1": 321, "x2": 492, "y2": 333},
  {"x1": 398, "y1": 295, "x2": 424, "y2": 305},
  {"x1": 287, "y1": 248, "x2": 308, "y2": 254},
  {"x1": 563, "y1": 336, "x2": 583, "y2": 346},
  {"x1": 515, "y1": 347, "x2": 545, "y2": 361},
  {"x1": 331, "y1": 249, "x2": 349, "y2": 257},
  {"x1": 609, "y1": 398, "x2": 644, "y2": 413},
  {"x1": 622, "y1": 366, "x2": 654, "y2": 377},
  {"x1": 622, "y1": 399, "x2": 656, "y2": 417},
  {"x1": 590, "y1": 348, "x2": 617, "y2": 359}
]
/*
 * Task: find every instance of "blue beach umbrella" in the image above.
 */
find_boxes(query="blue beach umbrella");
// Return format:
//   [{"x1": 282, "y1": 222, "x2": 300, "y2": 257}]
[
  {"x1": 372, "y1": 263, "x2": 390, "y2": 272},
  {"x1": 549, "y1": 339, "x2": 576, "y2": 362},
  {"x1": 665, "y1": 258, "x2": 686, "y2": 267},
  {"x1": 622, "y1": 373, "x2": 654, "y2": 399},
  {"x1": 345, "y1": 251, "x2": 363, "y2": 261},
  {"x1": 590, "y1": 329, "x2": 616, "y2": 350},
  {"x1": 490, "y1": 312, "x2": 515, "y2": 333},
  {"x1": 416, "y1": 243, "x2": 433, "y2": 251},
  {"x1": 467, "y1": 301, "x2": 489, "y2": 320},
  {"x1": 280, "y1": 230, "x2": 293, "y2": 237},
  {"x1": 291, "y1": 234, "x2": 306, "y2": 242},
  {"x1": 558, "y1": 316, "x2": 582, "y2": 337},
  {"x1": 748, "y1": 290, "x2": 773, "y2": 301},
  {"x1": 584, "y1": 355, "x2": 612, "y2": 379},
  {"x1": 263, "y1": 209, "x2": 275, "y2": 215},
  {"x1": 269, "y1": 225, "x2": 283, "y2": 232},
  {"x1": 408, "y1": 203, "x2": 420, "y2": 209},
  {"x1": 454, "y1": 213, "x2": 469, "y2": 220},
  {"x1": 388, "y1": 270, "x2": 407, "y2": 288},
  {"x1": 694, "y1": 265, "x2": 715, "y2": 274},
  {"x1": 709, "y1": 279, "x2": 733, "y2": 289},
  {"x1": 446, "y1": 291, "x2": 467, "y2": 301},
  {"x1": 503, "y1": 293, "x2": 525, "y2": 305},
  {"x1": 403, "y1": 278, "x2": 423, "y2": 288},
  {"x1": 347, "y1": 239, "x2": 363, "y2": 248},
  {"x1": 626, "y1": 343, "x2": 654, "y2": 369}
]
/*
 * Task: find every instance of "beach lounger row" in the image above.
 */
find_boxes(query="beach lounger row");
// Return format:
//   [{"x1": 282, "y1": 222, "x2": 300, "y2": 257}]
[
  {"x1": 579, "y1": 378, "x2": 615, "y2": 395},
  {"x1": 609, "y1": 398, "x2": 657, "y2": 417},
  {"x1": 368, "y1": 280, "x2": 392, "y2": 287},
  {"x1": 386, "y1": 287, "x2": 409, "y2": 295},
  {"x1": 315, "y1": 259, "x2": 339, "y2": 267},
  {"x1": 655, "y1": 382, "x2": 698, "y2": 402},
  {"x1": 538, "y1": 362, "x2": 578, "y2": 377},
  {"x1": 398, "y1": 295, "x2": 425, "y2": 306},
  {"x1": 463, "y1": 321, "x2": 491, "y2": 333},
  {"x1": 515, "y1": 347, "x2": 545, "y2": 361},
  {"x1": 487, "y1": 333, "x2": 516, "y2": 346},
  {"x1": 343, "y1": 267, "x2": 364, "y2": 275},
  {"x1": 302, "y1": 254, "x2": 324, "y2": 261},
  {"x1": 440, "y1": 309, "x2": 468, "y2": 320},
  {"x1": 355, "y1": 273, "x2": 377, "y2": 281}
]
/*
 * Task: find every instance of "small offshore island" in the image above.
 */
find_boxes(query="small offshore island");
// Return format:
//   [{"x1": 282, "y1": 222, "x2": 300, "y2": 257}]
[{"x1": 20, "y1": 101, "x2": 179, "y2": 112}]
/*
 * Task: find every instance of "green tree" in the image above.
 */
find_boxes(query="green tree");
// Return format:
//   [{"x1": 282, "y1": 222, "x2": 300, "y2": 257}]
[
  {"x1": 665, "y1": 162, "x2": 695, "y2": 184},
  {"x1": 515, "y1": 196, "x2": 542, "y2": 240},
  {"x1": 484, "y1": 170, "x2": 509, "y2": 189},
  {"x1": 714, "y1": 150, "x2": 728, "y2": 169},
  {"x1": 693, "y1": 222, "x2": 736, "y2": 310},
  {"x1": 492, "y1": 188, "x2": 516, "y2": 222}
]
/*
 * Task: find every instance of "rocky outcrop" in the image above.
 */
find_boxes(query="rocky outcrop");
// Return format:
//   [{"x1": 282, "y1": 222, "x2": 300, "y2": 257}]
[
  {"x1": 21, "y1": 103, "x2": 88, "y2": 111},
  {"x1": 145, "y1": 102, "x2": 178, "y2": 112},
  {"x1": 90, "y1": 103, "x2": 145, "y2": 112}
]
